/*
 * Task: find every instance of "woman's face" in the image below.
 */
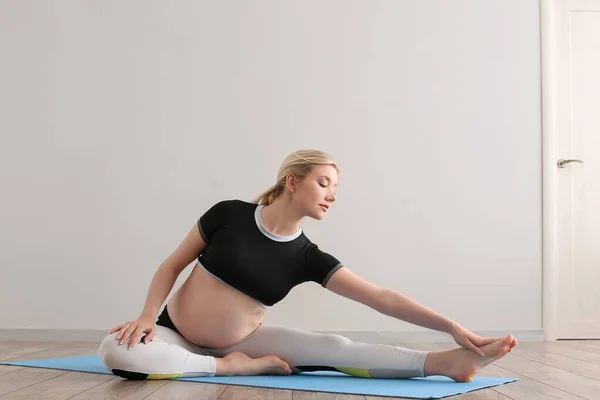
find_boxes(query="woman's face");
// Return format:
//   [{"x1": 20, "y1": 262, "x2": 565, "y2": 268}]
[{"x1": 292, "y1": 164, "x2": 338, "y2": 220}]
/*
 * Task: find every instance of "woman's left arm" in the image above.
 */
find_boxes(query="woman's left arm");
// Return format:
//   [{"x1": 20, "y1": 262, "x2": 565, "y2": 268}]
[
  {"x1": 325, "y1": 267, "x2": 455, "y2": 333},
  {"x1": 325, "y1": 267, "x2": 495, "y2": 356}
]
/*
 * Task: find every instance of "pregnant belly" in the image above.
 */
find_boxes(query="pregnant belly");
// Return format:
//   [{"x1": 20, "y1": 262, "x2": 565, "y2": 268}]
[{"x1": 166, "y1": 263, "x2": 267, "y2": 348}]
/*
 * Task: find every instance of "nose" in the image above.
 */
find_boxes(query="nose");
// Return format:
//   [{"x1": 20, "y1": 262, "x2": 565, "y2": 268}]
[{"x1": 326, "y1": 189, "x2": 336, "y2": 203}]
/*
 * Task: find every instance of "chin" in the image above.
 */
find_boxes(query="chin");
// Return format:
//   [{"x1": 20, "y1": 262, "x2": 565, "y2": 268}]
[
  {"x1": 305, "y1": 204, "x2": 328, "y2": 220},
  {"x1": 315, "y1": 210, "x2": 328, "y2": 220},
  {"x1": 306, "y1": 210, "x2": 324, "y2": 220}
]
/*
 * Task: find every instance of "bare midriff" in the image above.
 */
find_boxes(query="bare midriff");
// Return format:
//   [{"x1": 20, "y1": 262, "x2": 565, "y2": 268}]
[{"x1": 166, "y1": 262, "x2": 267, "y2": 348}]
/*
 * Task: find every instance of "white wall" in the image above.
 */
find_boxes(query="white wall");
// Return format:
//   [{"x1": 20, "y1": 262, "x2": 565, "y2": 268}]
[{"x1": 0, "y1": 0, "x2": 542, "y2": 336}]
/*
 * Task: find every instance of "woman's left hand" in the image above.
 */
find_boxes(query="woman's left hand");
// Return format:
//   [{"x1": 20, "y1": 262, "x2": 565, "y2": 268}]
[{"x1": 449, "y1": 323, "x2": 497, "y2": 356}]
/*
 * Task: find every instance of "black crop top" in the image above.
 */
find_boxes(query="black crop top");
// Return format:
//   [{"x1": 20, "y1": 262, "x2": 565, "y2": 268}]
[{"x1": 196, "y1": 199, "x2": 344, "y2": 308}]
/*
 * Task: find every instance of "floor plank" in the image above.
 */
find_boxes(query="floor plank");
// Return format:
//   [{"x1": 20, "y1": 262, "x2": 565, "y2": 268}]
[
  {"x1": 510, "y1": 347, "x2": 600, "y2": 380},
  {"x1": 0, "y1": 371, "x2": 114, "y2": 399},
  {"x1": 0, "y1": 367, "x2": 23, "y2": 378},
  {"x1": 517, "y1": 341, "x2": 600, "y2": 365},
  {"x1": 0, "y1": 343, "x2": 65, "y2": 362},
  {"x1": 4, "y1": 343, "x2": 100, "y2": 362},
  {"x1": 143, "y1": 380, "x2": 227, "y2": 400},
  {"x1": 477, "y1": 364, "x2": 585, "y2": 400},
  {"x1": 0, "y1": 341, "x2": 101, "y2": 397},
  {"x1": 0, "y1": 368, "x2": 69, "y2": 396},
  {"x1": 2, "y1": 386, "x2": 103, "y2": 399},
  {"x1": 293, "y1": 391, "x2": 367, "y2": 399},
  {"x1": 446, "y1": 391, "x2": 510, "y2": 399},
  {"x1": 493, "y1": 354, "x2": 600, "y2": 399},
  {"x1": 218, "y1": 385, "x2": 292, "y2": 400},
  {"x1": 0, "y1": 346, "x2": 19, "y2": 353},
  {"x1": 559, "y1": 340, "x2": 600, "y2": 354},
  {"x1": 67, "y1": 378, "x2": 168, "y2": 399}
]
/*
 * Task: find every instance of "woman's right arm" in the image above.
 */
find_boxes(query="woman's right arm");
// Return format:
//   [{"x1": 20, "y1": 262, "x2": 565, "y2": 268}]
[{"x1": 110, "y1": 223, "x2": 207, "y2": 347}]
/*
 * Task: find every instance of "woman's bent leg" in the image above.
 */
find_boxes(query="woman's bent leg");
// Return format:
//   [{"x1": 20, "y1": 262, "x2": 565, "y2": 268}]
[
  {"x1": 98, "y1": 325, "x2": 292, "y2": 379},
  {"x1": 98, "y1": 325, "x2": 216, "y2": 379},
  {"x1": 213, "y1": 325, "x2": 429, "y2": 379}
]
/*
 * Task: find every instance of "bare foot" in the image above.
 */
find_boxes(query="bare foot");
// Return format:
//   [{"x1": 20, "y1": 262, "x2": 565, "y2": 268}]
[
  {"x1": 425, "y1": 335, "x2": 517, "y2": 382},
  {"x1": 216, "y1": 351, "x2": 292, "y2": 376}
]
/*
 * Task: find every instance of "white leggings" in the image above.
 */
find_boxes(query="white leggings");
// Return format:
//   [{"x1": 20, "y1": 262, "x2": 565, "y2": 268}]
[{"x1": 98, "y1": 324, "x2": 429, "y2": 380}]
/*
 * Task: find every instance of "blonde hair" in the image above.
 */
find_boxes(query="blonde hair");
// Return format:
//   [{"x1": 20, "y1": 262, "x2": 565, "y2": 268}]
[{"x1": 253, "y1": 150, "x2": 339, "y2": 205}]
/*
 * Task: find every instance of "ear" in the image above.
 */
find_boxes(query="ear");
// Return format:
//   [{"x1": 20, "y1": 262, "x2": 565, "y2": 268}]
[{"x1": 285, "y1": 173, "x2": 298, "y2": 193}]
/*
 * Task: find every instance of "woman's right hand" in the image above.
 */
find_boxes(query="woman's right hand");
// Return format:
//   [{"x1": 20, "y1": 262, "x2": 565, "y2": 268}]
[{"x1": 109, "y1": 315, "x2": 156, "y2": 349}]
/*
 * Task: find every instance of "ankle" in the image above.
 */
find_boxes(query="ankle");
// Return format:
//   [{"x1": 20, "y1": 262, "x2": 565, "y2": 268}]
[
  {"x1": 214, "y1": 358, "x2": 234, "y2": 376},
  {"x1": 423, "y1": 350, "x2": 452, "y2": 377}
]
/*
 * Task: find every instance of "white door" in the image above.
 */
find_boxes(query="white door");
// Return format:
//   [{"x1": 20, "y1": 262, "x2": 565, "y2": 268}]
[{"x1": 555, "y1": 0, "x2": 600, "y2": 339}]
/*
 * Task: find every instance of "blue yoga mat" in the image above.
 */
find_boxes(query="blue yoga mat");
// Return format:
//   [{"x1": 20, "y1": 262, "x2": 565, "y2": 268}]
[{"x1": 0, "y1": 355, "x2": 517, "y2": 399}]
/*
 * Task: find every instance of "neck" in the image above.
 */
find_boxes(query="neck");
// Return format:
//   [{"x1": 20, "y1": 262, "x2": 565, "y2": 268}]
[{"x1": 260, "y1": 196, "x2": 303, "y2": 237}]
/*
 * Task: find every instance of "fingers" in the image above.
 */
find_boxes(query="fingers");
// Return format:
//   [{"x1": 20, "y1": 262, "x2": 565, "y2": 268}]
[
  {"x1": 474, "y1": 346, "x2": 485, "y2": 356},
  {"x1": 109, "y1": 324, "x2": 123, "y2": 334},
  {"x1": 144, "y1": 329, "x2": 156, "y2": 344},
  {"x1": 109, "y1": 319, "x2": 156, "y2": 348},
  {"x1": 455, "y1": 336, "x2": 484, "y2": 356},
  {"x1": 118, "y1": 324, "x2": 137, "y2": 345},
  {"x1": 467, "y1": 339, "x2": 485, "y2": 356},
  {"x1": 129, "y1": 326, "x2": 156, "y2": 347},
  {"x1": 474, "y1": 336, "x2": 498, "y2": 346},
  {"x1": 129, "y1": 328, "x2": 141, "y2": 348},
  {"x1": 468, "y1": 335, "x2": 494, "y2": 355},
  {"x1": 116, "y1": 323, "x2": 130, "y2": 341}
]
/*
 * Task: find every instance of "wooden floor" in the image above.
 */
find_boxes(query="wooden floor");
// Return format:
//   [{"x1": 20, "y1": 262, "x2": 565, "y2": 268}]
[{"x1": 0, "y1": 339, "x2": 599, "y2": 399}]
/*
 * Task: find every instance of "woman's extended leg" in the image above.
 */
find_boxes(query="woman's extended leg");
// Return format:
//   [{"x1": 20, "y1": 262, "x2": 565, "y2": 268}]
[
  {"x1": 211, "y1": 325, "x2": 516, "y2": 381},
  {"x1": 97, "y1": 325, "x2": 291, "y2": 380},
  {"x1": 211, "y1": 325, "x2": 428, "y2": 379}
]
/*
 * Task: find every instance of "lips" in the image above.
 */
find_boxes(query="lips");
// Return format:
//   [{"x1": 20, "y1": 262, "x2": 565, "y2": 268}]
[{"x1": 319, "y1": 204, "x2": 329, "y2": 211}]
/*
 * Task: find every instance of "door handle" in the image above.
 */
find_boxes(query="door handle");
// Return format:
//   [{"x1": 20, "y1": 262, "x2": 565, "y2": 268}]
[{"x1": 557, "y1": 159, "x2": 583, "y2": 168}]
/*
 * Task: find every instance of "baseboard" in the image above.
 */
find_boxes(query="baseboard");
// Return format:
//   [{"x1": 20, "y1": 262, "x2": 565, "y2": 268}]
[{"x1": 0, "y1": 328, "x2": 545, "y2": 343}]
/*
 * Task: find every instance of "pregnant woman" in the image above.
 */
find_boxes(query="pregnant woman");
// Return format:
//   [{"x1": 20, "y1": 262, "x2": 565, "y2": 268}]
[{"x1": 98, "y1": 149, "x2": 517, "y2": 381}]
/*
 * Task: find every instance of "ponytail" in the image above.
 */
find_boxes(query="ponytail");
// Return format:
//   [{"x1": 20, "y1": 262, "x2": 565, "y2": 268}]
[{"x1": 252, "y1": 184, "x2": 281, "y2": 205}]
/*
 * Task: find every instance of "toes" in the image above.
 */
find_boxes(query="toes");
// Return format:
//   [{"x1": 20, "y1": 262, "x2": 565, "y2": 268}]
[{"x1": 504, "y1": 335, "x2": 518, "y2": 350}]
